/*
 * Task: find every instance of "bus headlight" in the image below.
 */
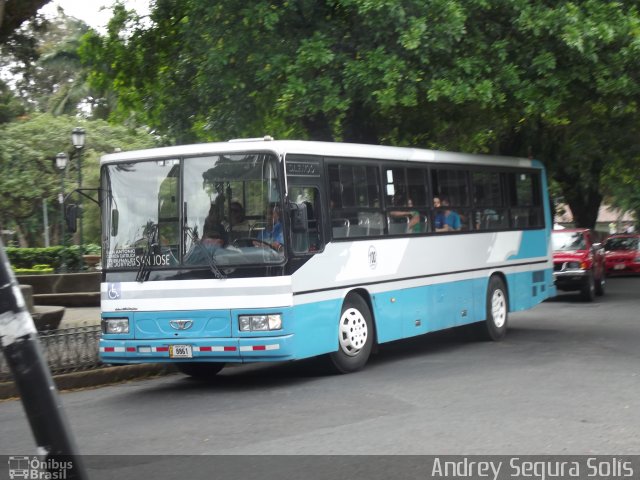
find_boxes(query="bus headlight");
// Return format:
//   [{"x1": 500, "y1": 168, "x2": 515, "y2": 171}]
[
  {"x1": 239, "y1": 314, "x2": 282, "y2": 332},
  {"x1": 102, "y1": 317, "x2": 129, "y2": 334}
]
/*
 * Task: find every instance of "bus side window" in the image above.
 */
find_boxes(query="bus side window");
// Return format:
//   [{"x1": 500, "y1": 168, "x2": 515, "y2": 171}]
[{"x1": 291, "y1": 187, "x2": 324, "y2": 253}]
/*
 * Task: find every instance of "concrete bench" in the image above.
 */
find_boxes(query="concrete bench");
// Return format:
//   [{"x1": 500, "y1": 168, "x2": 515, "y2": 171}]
[{"x1": 20, "y1": 284, "x2": 65, "y2": 331}]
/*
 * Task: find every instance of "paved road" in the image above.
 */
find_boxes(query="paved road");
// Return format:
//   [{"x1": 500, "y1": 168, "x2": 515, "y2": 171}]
[{"x1": 1, "y1": 277, "x2": 639, "y2": 457}]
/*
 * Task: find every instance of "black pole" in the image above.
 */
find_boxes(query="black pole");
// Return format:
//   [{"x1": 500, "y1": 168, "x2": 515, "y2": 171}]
[
  {"x1": 0, "y1": 240, "x2": 88, "y2": 479},
  {"x1": 60, "y1": 171, "x2": 66, "y2": 247},
  {"x1": 77, "y1": 147, "x2": 83, "y2": 254}
]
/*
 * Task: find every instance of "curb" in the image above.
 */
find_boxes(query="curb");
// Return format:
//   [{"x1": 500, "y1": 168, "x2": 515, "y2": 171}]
[{"x1": 0, "y1": 364, "x2": 177, "y2": 400}]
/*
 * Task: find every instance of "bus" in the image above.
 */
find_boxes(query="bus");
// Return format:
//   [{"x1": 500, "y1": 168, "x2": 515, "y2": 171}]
[{"x1": 98, "y1": 138, "x2": 556, "y2": 376}]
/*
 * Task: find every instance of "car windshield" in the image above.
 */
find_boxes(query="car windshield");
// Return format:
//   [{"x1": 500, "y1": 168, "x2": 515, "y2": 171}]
[
  {"x1": 552, "y1": 231, "x2": 586, "y2": 251},
  {"x1": 605, "y1": 237, "x2": 640, "y2": 251},
  {"x1": 101, "y1": 152, "x2": 284, "y2": 271}
]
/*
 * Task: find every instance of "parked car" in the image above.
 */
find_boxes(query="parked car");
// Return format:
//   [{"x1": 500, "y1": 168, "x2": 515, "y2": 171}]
[
  {"x1": 552, "y1": 228, "x2": 606, "y2": 301},
  {"x1": 603, "y1": 234, "x2": 640, "y2": 276}
]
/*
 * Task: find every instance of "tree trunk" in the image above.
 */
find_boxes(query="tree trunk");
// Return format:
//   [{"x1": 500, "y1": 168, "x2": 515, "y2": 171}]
[
  {"x1": 301, "y1": 113, "x2": 334, "y2": 142},
  {"x1": 564, "y1": 189, "x2": 602, "y2": 229},
  {"x1": 342, "y1": 101, "x2": 379, "y2": 145}
]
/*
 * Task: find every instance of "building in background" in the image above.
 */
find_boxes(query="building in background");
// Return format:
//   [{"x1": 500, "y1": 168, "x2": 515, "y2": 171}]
[{"x1": 555, "y1": 204, "x2": 636, "y2": 238}]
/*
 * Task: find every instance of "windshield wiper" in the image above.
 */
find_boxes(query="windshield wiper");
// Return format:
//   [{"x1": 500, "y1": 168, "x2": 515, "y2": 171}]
[
  {"x1": 136, "y1": 222, "x2": 158, "y2": 283},
  {"x1": 184, "y1": 226, "x2": 226, "y2": 280}
]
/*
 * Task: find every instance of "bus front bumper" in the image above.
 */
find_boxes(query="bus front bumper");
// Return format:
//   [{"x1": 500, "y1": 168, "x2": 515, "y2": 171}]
[{"x1": 99, "y1": 334, "x2": 295, "y2": 364}]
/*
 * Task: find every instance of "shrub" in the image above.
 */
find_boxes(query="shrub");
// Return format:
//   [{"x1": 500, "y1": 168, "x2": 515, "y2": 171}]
[
  {"x1": 5, "y1": 246, "x2": 85, "y2": 272},
  {"x1": 12, "y1": 264, "x2": 55, "y2": 275},
  {"x1": 83, "y1": 243, "x2": 102, "y2": 255}
]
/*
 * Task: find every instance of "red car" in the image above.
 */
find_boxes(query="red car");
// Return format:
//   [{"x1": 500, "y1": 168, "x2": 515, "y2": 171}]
[
  {"x1": 552, "y1": 228, "x2": 606, "y2": 301},
  {"x1": 604, "y1": 234, "x2": 640, "y2": 275}
]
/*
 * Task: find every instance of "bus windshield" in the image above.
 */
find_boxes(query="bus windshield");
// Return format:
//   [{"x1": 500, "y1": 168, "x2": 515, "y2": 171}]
[{"x1": 102, "y1": 152, "x2": 284, "y2": 271}]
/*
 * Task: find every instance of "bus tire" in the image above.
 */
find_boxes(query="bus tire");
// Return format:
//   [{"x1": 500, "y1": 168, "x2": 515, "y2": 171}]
[
  {"x1": 328, "y1": 294, "x2": 373, "y2": 374},
  {"x1": 478, "y1": 276, "x2": 509, "y2": 341},
  {"x1": 175, "y1": 362, "x2": 225, "y2": 379}
]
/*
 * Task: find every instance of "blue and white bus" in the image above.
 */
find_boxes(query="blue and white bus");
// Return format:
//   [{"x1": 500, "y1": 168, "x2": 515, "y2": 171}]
[{"x1": 98, "y1": 138, "x2": 556, "y2": 376}]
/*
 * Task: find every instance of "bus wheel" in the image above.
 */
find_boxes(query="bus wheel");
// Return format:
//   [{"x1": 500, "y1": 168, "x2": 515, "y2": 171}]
[
  {"x1": 328, "y1": 294, "x2": 373, "y2": 374},
  {"x1": 477, "y1": 276, "x2": 508, "y2": 341},
  {"x1": 175, "y1": 362, "x2": 225, "y2": 379}
]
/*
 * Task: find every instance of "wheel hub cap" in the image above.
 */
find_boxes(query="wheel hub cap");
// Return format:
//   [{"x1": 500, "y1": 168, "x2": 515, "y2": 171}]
[
  {"x1": 339, "y1": 308, "x2": 368, "y2": 356},
  {"x1": 491, "y1": 290, "x2": 507, "y2": 328}
]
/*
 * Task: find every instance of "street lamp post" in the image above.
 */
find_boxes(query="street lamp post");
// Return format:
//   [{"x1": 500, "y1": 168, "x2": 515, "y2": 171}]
[
  {"x1": 55, "y1": 152, "x2": 68, "y2": 247},
  {"x1": 71, "y1": 127, "x2": 85, "y2": 251},
  {"x1": 55, "y1": 153, "x2": 69, "y2": 272}
]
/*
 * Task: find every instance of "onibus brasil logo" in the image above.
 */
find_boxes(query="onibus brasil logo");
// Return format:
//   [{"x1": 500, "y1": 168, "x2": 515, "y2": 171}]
[{"x1": 8, "y1": 456, "x2": 73, "y2": 480}]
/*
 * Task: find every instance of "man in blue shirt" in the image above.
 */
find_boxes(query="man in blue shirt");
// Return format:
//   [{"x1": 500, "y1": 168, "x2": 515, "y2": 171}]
[
  {"x1": 256, "y1": 204, "x2": 284, "y2": 250},
  {"x1": 434, "y1": 198, "x2": 461, "y2": 232}
]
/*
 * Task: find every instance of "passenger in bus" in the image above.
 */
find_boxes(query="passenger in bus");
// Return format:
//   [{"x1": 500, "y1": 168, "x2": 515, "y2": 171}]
[
  {"x1": 202, "y1": 203, "x2": 229, "y2": 246},
  {"x1": 229, "y1": 200, "x2": 250, "y2": 233},
  {"x1": 202, "y1": 219, "x2": 227, "y2": 247},
  {"x1": 389, "y1": 197, "x2": 421, "y2": 233},
  {"x1": 435, "y1": 198, "x2": 461, "y2": 232},
  {"x1": 255, "y1": 204, "x2": 284, "y2": 250}
]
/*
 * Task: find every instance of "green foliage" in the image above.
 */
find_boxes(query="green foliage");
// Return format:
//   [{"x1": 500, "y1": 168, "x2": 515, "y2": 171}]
[
  {"x1": 82, "y1": 243, "x2": 101, "y2": 255},
  {"x1": 79, "y1": 0, "x2": 640, "y2": 228},
  {"x1": 12, "y1": 264, "x2": 55, "y2": 275},
  {"x1": 0, "y1": 81, "x2": 26, "y2": 124},
  {"x1": 5, "y1": 246, "x2": 83, "y2": 272}
]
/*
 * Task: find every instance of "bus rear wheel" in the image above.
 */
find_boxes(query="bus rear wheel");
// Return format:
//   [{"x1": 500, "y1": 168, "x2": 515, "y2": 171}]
[
  {"x1": 328, "y1": 294, "x2": 374, "y2": 374},
  {"x1": 476, "y1": 276, "x2": 508, "y2": 341},
  {"x1": 175, "y1": 362, "x2": 225, "y2": 379}
]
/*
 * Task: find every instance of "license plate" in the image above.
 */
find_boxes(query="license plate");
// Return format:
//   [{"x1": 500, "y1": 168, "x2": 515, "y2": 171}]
[
  {"x1": 169, "y1": 345, "x2": 193, "y2": 358},
  {"x1": 614, "y1": 264, "x2": 626, "y2": 270}
]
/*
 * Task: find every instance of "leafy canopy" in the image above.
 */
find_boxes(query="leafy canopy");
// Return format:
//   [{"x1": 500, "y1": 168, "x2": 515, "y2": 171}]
[{"x1": 81, "y1": 0, "x2": 640, "y2": 228}]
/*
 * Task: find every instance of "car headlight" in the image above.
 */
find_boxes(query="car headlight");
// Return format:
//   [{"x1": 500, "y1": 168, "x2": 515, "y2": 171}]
[
  {"x1": 102, "y1": 317, "x2": 129, "y2": 334},
  {"x1": 239, "y1": 314, "x2": 282, "y2": 332},
  {"x1": 566, "y1": 261, "x2": 581, "y2": 269}
]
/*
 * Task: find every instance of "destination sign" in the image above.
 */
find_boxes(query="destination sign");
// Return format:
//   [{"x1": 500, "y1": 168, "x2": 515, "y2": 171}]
[{"x1": 286, "y1": 161, "x2": 320, "y2": 177}]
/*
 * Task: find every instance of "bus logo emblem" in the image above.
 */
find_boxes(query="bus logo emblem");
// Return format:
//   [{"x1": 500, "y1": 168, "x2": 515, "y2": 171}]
[
  {"x1": 169, "y1": 320, "x2": 193, "y2": 330},
  {"x1": 368, "y1": 246, "x2": 377, "y2": 269}
]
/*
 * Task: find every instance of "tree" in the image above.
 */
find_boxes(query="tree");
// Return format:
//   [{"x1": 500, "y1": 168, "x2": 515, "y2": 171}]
[
  {"x1": 3, "y1": 7, "x2": 93, "y2": 116},
  {"x1": 0, "y1": 80, "x2": 25, "y2": 123},
  {"x1": 0, "y1": 113, "x2": 157, "y2": 247},
  {"x1": 601, "y1": 155, "x2": 640, "y2": 230},
  {"x1": 0, "y1": 0, "x2": 50, "y2": 44},
  {"x1": 82, "y1": 0, "x2": 640, "y2": 228}
]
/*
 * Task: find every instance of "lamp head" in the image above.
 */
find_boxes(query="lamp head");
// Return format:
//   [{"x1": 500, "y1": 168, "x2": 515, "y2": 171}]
[
  {"x1": 71, "y1": 127, "x2": 86, "y2": 149},
  {"x1": 55, "y1": 152, "x2": 68, "y2": 170}
]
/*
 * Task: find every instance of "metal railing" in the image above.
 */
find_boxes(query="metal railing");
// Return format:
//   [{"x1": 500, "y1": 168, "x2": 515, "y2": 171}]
[{"x1": 0, "y1": 326, "x2": 102, "y2": 383}]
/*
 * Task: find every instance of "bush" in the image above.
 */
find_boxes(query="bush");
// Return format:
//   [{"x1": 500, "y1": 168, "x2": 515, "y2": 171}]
[
  {"x1": 83, "y1": 243, "x2": 102, "y2": 255},
  {"x1": 5, "y1": 246, "x2": 85, "y2": 272},
  {"x1": 12, "y1": 264, "x2": 55, "y2": 275}
]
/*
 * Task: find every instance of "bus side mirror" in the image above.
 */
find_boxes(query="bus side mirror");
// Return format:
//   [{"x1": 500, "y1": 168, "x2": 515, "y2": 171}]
[
  {"x1": 289, "y1": 202, "x2": 308, "y2": 234},
  {"x1": 65, "y1": 204, "x2": 78, "y2": 233},
  {"x1": 111, "y1": 209, "x2": 119, "y2": 236}
]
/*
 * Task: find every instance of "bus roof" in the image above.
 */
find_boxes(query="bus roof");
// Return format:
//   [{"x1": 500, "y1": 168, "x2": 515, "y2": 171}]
[{"x1": 100, "y1": 139, "x2": 539, "y2": 169}]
